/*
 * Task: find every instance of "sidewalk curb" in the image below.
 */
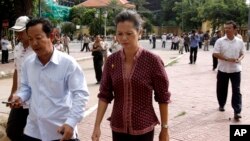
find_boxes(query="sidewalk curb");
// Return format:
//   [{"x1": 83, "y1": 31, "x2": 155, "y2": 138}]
[
  {"x1": 0, "y1": 56, "x2": 93, "y2": 79},
  {"x1": 165, "y1": 54, "x2": 184, "y2": 67},
  {"x1": 0, "y1": 53, "x2": 183, "y2": 79}
]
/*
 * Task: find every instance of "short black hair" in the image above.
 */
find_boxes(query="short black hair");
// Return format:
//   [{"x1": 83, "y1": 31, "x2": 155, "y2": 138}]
[
  {"x1": 115, "y1": 10, "x2": 144, "y2": 31},
  {"x1": 225, "y1": 20, "x2": 237, "y2": 29},
  {"x1": 26, "y1": 18, "x2": 53, "y2": 37}
]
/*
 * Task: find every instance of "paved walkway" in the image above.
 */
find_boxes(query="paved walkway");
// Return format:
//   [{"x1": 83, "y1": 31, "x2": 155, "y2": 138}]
[
  {"x1": 1, "y1": 41, "x2": 249, "y2": 141},
  {"x1": 77, "y1": 50, "x2": 250, "y2": 141}
]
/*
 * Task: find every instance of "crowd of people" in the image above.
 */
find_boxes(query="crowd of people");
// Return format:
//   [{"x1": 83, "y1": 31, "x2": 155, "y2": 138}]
[{"x1": 0, "y1": 9, "x2": 246, "y2": 141}]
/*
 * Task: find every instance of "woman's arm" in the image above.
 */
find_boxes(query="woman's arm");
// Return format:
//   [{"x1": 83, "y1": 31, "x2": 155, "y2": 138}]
[
  {"x1": 159, "y1": 103, "x2": 169, "y2": 141},
  {"x1": 91, "y1": 100, "x2": 109, "y2": 141}
]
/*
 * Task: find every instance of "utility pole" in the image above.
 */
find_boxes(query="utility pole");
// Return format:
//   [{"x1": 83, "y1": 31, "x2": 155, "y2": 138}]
[
  {"x1": 39, "y1": 0, "x2": 41, "y2": 17},
  {"x1": 247, "y1": 4, "x2": 250, "y2": 51}
]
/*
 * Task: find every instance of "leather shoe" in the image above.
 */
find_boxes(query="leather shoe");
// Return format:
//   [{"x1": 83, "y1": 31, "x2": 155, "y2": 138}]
[
  {"x1": 218, "y1": 107, "x2": 225, "y2": 112},
  {"x1": 234, "y1": 113, "x2": 242, "y2": 120}
]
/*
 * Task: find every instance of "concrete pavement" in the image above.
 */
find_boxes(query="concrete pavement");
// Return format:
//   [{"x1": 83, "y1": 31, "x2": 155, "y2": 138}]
[
  {"x1": 1, "y1": 40, "x2": 250, "y2": 141},
  {"x1": 77, "y1": 49, "x2": 250, "y2": 141}
]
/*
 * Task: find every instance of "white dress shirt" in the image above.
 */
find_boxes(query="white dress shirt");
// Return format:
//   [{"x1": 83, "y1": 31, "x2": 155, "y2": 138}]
[
  {"x1": 17, "y1": 49, "x2": 89, "y2": 140},
  {"x1": 213, "y1": 36, "x2": 245, "y2": 73}
]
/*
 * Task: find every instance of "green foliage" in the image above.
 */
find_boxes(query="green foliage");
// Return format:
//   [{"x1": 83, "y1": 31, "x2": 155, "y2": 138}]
[
  {"x1": 169, "y1": 0, "x2": 248, "y2": 31},
  {"x1": 61, "y1": 22, "x2": 76, "y2": 36},
  {"x1": 89, "y1": 18, "x2": 104, "y2": 36},
  {"x1": 144, "y1": 20, "x2": 153, "y2": 34}
]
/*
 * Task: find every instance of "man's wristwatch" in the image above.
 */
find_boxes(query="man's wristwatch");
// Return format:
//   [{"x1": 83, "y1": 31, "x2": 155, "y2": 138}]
[{"x1": 161, "y1": 124, "x2": 168, "y2": 129}]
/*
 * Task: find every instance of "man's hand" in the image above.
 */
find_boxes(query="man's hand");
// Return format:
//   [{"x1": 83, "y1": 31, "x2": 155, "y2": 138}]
[
  {"x1": 10, "y1": 95, "x2": 23, "y2": 108},
  {"x1": 6, "y1": 93, "x2": 14, "y2": 107},
  {"x1": 159, "y1": 128, "x2": 169, "y2": 141},
  {"x1": 91, "y1": 126, "x2": 101, "y2": 141},
  {"x1": 57, "y1": 124, "x2": 74, "y2": 141}
]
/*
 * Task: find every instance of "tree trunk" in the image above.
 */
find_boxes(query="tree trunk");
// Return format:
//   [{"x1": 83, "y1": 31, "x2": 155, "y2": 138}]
[{"x1": 14, "y1": 0, "x2": 33, "y2": 17}]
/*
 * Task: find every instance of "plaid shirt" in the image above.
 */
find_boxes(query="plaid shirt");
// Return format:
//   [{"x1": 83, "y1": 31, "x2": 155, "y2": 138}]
[{"x1": 98, "y1": 48, "x2": 171, "y2": 135}]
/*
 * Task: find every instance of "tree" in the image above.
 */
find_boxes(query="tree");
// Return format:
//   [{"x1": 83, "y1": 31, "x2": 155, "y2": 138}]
[
  {"x1": 200, "y1": 0, "x2": 248, "y2": 30},
  {"x1": 61, "y1": 22, "x2": 76, "y2": 37},
  {"x1": 161, "y1": 0, "x2": 182, "y2": 26}
]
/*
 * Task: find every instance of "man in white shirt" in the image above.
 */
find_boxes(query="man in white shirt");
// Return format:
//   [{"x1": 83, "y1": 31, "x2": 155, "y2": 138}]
[
  {"x1": 6, "y1": 16, "x2": 34, "y2": 141},
  {"x1": 213, "y1": 21, "x2": 245, "y2": 120},
  {"x1": 11, "y1": 18, "x2": 89, "y2": 141},
  {"x1": 1, "y1": 35, "x2": 10, "y2": 64},
  {"x1": 161, "y1": 33, "x2": 167, "y2": 48}
]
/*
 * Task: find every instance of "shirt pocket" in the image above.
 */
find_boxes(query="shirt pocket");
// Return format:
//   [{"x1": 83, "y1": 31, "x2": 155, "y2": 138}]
[{"x1": 47, "y1": 77, "x2": 66, "y2": 98}]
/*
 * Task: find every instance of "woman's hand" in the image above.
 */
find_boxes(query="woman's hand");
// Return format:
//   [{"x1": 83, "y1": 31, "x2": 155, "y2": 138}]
[
  {"x1": 159, "y1": 128, "x2": 169, "y2": 141},
  {"x1": 91, "y1": 126, "x2": 101, "y2": 141}
]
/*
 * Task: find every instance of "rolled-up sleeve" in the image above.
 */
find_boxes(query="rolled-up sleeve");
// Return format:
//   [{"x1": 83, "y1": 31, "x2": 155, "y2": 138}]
[
  {"x1": 66, "y1": 62, "x2": 89, "y2": 128},
  {"x1": 98, "y1": 58, "x2": 114, "y2": 103},
  {"x1": 213, "y1": 39, "x2": 221, "y2": 54},
  {"x1": 152, "y1": 56, "x2": 171, "y2": 103}
]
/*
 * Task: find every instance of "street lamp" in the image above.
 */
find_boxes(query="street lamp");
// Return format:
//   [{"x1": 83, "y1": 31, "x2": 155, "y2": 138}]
[
  {"x1": 103, "y1": 11, "x2": 108, "y2": 37},
  {"x1": 76, "y1": 25, "x2": 82, "y2": 47}
]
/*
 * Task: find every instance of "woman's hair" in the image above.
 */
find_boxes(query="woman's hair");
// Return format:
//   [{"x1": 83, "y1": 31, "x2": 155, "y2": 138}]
[{"x1": 115, "y1": 10, "x2": 144, "y2": 31}]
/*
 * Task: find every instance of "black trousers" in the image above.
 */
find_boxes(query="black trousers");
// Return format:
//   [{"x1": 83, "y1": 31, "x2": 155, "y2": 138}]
[
  {"x1": 162, "y1": 41, "x2": 166, "y2": 48},
  {"x1": 199, "y1": 41, "x2": 202, "y2": 49},
  {"x1": 81, "y1": 43, "x2": 90, "y2": 52},
  {"x1": 184, "y1": 43, "x2": 189, "y2": 52},
  {"x1": 212, "y1": 54, "x2": 218, "y2": 70},
  {"x1": 93, "y1": 55, "x2": 103, "y2": 82},
  {"x1": 152, "y1": 41, "x2": 156, "y2": 48},
  {"x1": 6, "y1": 107, "x2": 29, "y2": 141},
  {"x1": 189, "y1": 47, "x2": 198, "y2": 63},
  {"x1": 173, "y1": 43, "x2": 178, "y2": 50},
  {"x1": 1, "y1": 50, "x2": 9, "y2": 63},
  {"x1": 23, "y1": 134, "x2": 79, "y2": 141},
  {"x1": 217, "y1": 71, "x2": 242, "y2": 114},
  {"x1": 112, "y1": 129, "x2": 154, "y2": 141}
]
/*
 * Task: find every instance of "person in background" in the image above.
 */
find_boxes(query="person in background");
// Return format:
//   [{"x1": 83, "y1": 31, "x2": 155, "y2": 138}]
[
  {"x1": 54, "y1": 40, "x2": 64, "y2": 52},
  {"x1": 203, "y1": 30, "x2": 210, "y2": 51},
  {"x1": 161, "y1": 33, "x2": 167, "y2": 48},
  {"x1": 211, "y1": 30, "x2": 222, "y2": 71},
  {"x1": 183, "y1": 33, "x2": 190, "y2": 52},
  {"x1": 148, "y1": 34, "x2": 152, "y2": 44},
  {"x1": 91, "y1": 35, "x2": 105, "y2": 84},
  {"x1": 172, "y1": 34, "x2": 179, "y2": 50},
  {"x1": 189, "y1": 30, "x2": 200, "y2": 64},
  {"x1": 6, "y1": 16, "x2": 34, "y2": 141},
  {"x1": 1, "y1": 35, "x2": 10, "y2": 64},
  {"x1": 179, "y1": 35, "x2": 184, "y2": 54},
  {"x1": 213, "y1": 20, "x2": 245, "y2": 120},
  {"x1": 92, "y1": 10, "x2": 171, "y2": 141},
  {"x1": 81, "y1": 34, "x2": 91, "y2": 52},
  {"x1": 198, "y1": 31, "x2": 203, "y2": 49},
  {"x1": 152, "y1": 34, "x2": 156, "y2": 49},
  {"x1": 235, "y1": 29, "x2": 243, "y2": 40},
  {"x1": 62, "y1": 34, "x2": 70, "y2": 54},
  {"x1": 10, "y1": 18, "x2": 89, "y2": 141},
  {"x1": 109, "y1": 35, "x2": 121, "y2": 53}
]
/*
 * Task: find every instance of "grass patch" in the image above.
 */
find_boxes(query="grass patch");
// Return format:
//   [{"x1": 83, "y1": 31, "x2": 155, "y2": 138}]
[
  {"x1": 166, "y1": 60, "x2": 178, "y2": 67},
  {"x1": 174, "y1": 111, "x2": 187, "y2": 118},
  {"x1": 0, "y1": 73, "x2": 13, "y2": 80}
]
